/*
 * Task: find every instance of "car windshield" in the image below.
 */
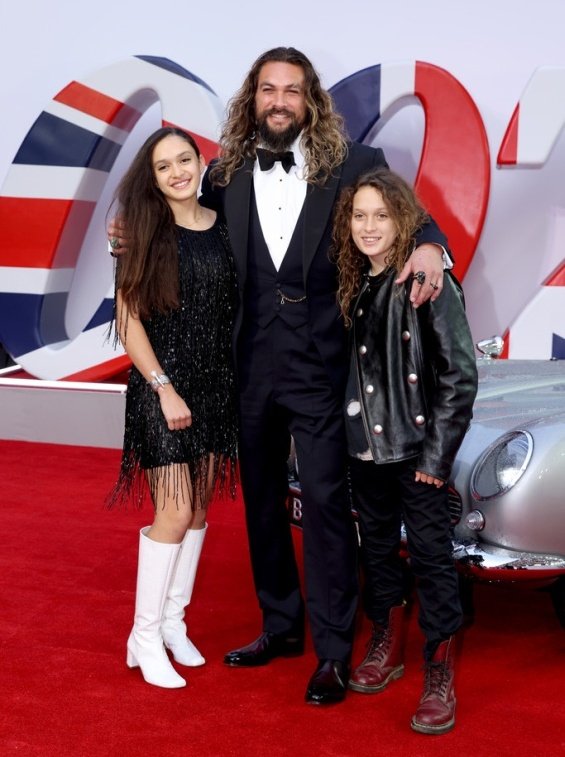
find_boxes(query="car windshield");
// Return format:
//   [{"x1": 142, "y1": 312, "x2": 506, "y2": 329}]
[{"x1": 475, "y1": 359, "x2": 565, "y2": 424}]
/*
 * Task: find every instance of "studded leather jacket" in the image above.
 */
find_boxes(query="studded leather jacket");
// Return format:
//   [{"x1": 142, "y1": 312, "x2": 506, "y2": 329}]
[{"x1": 350, "y1": 269, "x2": 478, "y2": 481}]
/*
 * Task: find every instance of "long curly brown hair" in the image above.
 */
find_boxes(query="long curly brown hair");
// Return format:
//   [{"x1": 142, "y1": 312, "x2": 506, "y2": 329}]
[
  {"x1": 111, "y1": 127, "x2": 201, "y2": 320},
  {"x1": 332, "y1": 168, "x2": 429, "y2": 327},
  {"x1": 209, "y1": 47, "x2": 348, "y2": 187}
]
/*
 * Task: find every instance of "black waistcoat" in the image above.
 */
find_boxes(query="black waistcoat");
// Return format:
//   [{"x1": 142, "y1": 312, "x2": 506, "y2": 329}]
[{"x1": 243, "y1": 189, "x2": 308, "y2": 329}]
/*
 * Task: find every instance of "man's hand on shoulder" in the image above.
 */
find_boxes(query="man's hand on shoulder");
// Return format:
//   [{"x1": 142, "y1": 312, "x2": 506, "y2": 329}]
[
  {"x1": 395, "y1": 243, "x2": 444, "y2": 307},
  {"x1": 107, "y1": 217, "x2": 129, "y2": 257}
]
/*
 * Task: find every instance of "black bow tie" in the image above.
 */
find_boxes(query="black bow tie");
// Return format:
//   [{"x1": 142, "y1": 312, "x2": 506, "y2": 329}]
[{"x1": 256, "y1": 148, "x2": 295, "y2": 173}]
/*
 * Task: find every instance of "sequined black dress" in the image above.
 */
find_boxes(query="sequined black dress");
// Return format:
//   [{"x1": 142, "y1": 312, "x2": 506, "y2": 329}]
[{"x1": 108, "y1": 219, "x2": 238, "y2": 510}]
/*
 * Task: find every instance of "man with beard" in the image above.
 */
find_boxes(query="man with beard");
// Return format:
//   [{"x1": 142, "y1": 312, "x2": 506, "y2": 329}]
[
  {"x1": 109, "y1": 46, "x2": 449, "y2": 705},
  {"x1": 198, "y1": 47, "x2": 449, "y2": 706}
]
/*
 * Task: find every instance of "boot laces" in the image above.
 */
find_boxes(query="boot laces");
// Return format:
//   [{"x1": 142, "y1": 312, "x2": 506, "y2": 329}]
[
  {"x1": 364, "y1": 626, "x2": 391, "y2": 665},
  {"x1": 424, "y1": 661, "x2": 450, "y2": 698}
]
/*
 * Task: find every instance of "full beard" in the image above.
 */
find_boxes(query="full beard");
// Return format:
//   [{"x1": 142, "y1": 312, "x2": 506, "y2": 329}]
[{"x1": 256, "y1": 110, "x2": 303, "y2": 151}]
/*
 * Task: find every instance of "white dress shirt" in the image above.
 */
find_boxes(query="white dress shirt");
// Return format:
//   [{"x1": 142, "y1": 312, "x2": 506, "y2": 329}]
[
  {"x1": 253, "y1": 136, "x2": 452, "y2": 271},
  {"x1": 253, "y1": 136, "x2": 307, "y2": 271}
]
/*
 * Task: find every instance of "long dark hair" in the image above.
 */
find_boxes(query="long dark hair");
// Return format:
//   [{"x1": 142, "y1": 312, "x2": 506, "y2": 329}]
[
  {"x1": 332, "y1": 168, "x2": 429, "y2": 327},
  {"x1": 112, "y1": 126, "x2": 201, "y2": 319},
  {"x1": 209, "y1": 47, "x2": 347, "y2": 187}
]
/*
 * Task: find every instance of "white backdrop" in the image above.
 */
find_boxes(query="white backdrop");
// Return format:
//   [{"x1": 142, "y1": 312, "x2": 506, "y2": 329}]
[{"x1": 1, "y1": 0, "x2": 564, "y2": 362}]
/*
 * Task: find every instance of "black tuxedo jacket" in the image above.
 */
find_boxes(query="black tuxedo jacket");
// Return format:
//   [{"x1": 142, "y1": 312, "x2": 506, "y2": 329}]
[{"x1": 200, "y1": 142, "x2": 448, "y2": 393}]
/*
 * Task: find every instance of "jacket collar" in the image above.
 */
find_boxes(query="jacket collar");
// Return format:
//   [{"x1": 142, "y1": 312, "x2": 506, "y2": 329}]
[{"x1": 223, "y1": 152, "x2": 344, "y2": 285}]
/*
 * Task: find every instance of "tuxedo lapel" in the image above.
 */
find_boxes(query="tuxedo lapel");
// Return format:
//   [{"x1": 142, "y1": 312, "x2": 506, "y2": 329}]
[
  {"x1": 302, "y1": 166, "x2": 342, "y2": 282},
  {"x1": 223, "y1": 157, "x2": 254, "y2": 289},
  {"x1": 223, "y1": 156, "x2": 344, "y2": 287}
]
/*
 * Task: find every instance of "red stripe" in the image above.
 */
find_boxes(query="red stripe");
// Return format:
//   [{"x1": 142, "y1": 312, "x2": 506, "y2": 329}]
[
  {"x1": 414, "y1": 62, "x2": 490, "y2": 281},
  {"x1": 54, "y1": 81, "x2": 142, "y2": 130},
  {"x1": 544, "y1": 260, "x2": 565, "y2": 286},
  {"x1": 65, "y1": 354, "x2": 131, "y2": 382},
  {"x1": 501, "y1": 329, "x2": 510, "y2": 359},
  {"x1": 497, "y1": 104, "x2": 519, "y2": 165},
  {"x1": 0, "y1": 197, "x2": 95, "y2": 268},
  {"x1": 163, "y1": 120, "x2": 219, "y2": 163}
]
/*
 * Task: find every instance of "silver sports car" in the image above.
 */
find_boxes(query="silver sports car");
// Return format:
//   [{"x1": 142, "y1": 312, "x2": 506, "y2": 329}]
[
  {"x1": 449, "y1": 337, "x2": 565, "y2": 625},
  {"x1": 286, "y1": 337, "x2": 565, "y2": 627}
]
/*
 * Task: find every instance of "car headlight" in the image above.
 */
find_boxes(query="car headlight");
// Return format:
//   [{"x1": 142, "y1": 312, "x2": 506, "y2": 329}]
[{"x1": 471, "y1": 430, "x2": 533, "y2": 500}]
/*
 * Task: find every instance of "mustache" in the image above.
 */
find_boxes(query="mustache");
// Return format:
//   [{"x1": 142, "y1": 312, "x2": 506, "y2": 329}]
[
  {"x1": 256, "y1": 109, "x2": 303, "y2": 151},
  {"x1": 263, "y1": 107, "x2": 296, "y2": 119}
]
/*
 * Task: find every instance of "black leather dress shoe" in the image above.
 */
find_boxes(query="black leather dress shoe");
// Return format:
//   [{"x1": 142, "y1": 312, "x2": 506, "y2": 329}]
[
  {"x1": 305, "y1": 659, "x2": 349, "y2": 705},
  {"x1": 224, "y1": 632, "x2": 304, "y2": 667}
]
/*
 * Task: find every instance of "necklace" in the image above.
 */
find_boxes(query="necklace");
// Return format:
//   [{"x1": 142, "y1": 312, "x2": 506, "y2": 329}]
[{"x1": 183, "y1": 209, "x2": 202, "y2": 228}]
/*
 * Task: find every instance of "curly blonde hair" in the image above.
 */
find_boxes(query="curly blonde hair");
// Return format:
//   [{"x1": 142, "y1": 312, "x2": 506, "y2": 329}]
[
  {"x1": 332, "y1": 168, "x2": 429, "y2": 327},
  {"x1": 209, "y1": 47, "x2": 348, "y2": 187}
]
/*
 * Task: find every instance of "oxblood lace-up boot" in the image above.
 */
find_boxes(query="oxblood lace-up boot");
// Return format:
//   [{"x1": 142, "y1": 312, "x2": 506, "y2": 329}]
[
  {"x1": 411, "y1": 636, "x2": 456, "y2": 734},
  {"x1": 348, "y1": 604, "x2": 406, "y2": 693}
]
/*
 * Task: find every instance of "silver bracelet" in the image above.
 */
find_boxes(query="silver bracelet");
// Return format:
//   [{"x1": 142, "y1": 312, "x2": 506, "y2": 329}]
[{"x1": 149, "y1": 370, "x2": 171, "y2": 392}]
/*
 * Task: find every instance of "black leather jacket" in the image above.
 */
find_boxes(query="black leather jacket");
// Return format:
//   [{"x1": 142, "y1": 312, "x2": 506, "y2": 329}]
[{"x1": 351, "y1": 270, "x2": 478, "y2": 481}]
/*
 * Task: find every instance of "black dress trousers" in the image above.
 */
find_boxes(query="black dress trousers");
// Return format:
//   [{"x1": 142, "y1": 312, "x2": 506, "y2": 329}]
[{"x1": 237, "y1": 315, "x2": 359, "y2": 663}]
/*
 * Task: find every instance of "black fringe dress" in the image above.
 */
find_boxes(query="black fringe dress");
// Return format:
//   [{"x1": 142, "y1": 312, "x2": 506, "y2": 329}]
[{"x1": 108, "y1": 219, "x2": 238, "y2": 510}]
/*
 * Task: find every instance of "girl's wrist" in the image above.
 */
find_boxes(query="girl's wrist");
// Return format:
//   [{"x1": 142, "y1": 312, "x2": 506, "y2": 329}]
[{"x1": 149, "y1": 370, "x2": 172, "y2": 392}]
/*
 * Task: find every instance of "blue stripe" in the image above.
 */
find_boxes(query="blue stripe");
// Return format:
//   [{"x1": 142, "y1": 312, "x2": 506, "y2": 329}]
[
  {"x1": 14, "y1": 112, "x2": 120, "y2": 171},
  {"x1": 0, "y1": 293, "x2": 113, "y2": 357},
  {"x1": 136, "y1": 56, "x2": 216, "y2": 95},
  {"x1": 0, "y1": 293, "x2": 60, "y2": 355},
  {"x1": 329, "y1": 65, "x2": 382, "y2": 142},
  {"x1": 39, "y1": 292, "x2": 70, "y2": 345},
  {"x1": 552, "y1": 333, "x2": 565, "y2": 360},
  {"x1": 86, "y1": 298, "x2": 113, "y2": 330}
]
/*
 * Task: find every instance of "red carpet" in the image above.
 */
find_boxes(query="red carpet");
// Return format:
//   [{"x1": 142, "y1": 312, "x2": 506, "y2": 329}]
[{"x1": 1, "y1": 440, "x2": 564, "y2": 756}]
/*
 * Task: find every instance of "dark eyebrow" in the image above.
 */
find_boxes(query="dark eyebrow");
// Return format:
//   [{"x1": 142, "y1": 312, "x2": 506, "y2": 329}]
[
  {"x1": 153, "y1": 150, "x2": 193, "y2": 167},
  {"x1": 259, "y1": 80, "x2": 303, "y2": 91}
]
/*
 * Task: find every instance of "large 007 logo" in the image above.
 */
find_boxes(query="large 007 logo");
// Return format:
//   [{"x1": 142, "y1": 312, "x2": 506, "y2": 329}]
[
  {"x1": 1, "y1": 58, "x2": 563, "y2": 379},
  {"x1": 0, "y1": 56, "x2": 222, "y2": 381}
]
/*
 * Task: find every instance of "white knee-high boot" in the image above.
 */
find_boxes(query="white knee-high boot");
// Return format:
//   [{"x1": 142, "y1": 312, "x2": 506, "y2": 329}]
[
  {"x1": 161, "y1": 525, "x2": 207, "y2": 666},
  {"x1": 126, "y1": 527, "x2": 186, "y2": 688}
]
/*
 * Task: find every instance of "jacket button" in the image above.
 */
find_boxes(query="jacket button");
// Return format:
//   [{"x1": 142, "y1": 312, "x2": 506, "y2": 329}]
[
  {"x1": 357, "y1": 308, "x2": 364, "y2": 317},
  {"x1": 408, "y1": 373, "x2": 418, "y2": 384},
  {"x1": 365, "y1": 384, "x2": 374, "y2": 394},
  {"x1": 402, "y1": 330, "x2": 411, "y2": 341},
  {"x1": 346, "y1": 400, "x2": 361, "y2": 416},
  {"x1": 415, "y1": 415, "x2": 425, "y2": 425},
  {"x1": 359, "y1": 345, "x2": 367, "y2": 355},
  {"x1": 372, "y1": 424, "x2": 383, "y2": 435}
]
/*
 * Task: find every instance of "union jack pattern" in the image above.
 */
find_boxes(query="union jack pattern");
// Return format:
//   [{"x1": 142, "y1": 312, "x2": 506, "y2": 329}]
[{"x1": 0, "y1": 56, "x2": 222, "y2": 380}]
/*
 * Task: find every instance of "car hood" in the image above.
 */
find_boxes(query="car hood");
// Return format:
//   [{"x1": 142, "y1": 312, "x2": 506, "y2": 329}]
[{"x1": 472, "y1": 359, "x2": 565, "y2": 429}]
